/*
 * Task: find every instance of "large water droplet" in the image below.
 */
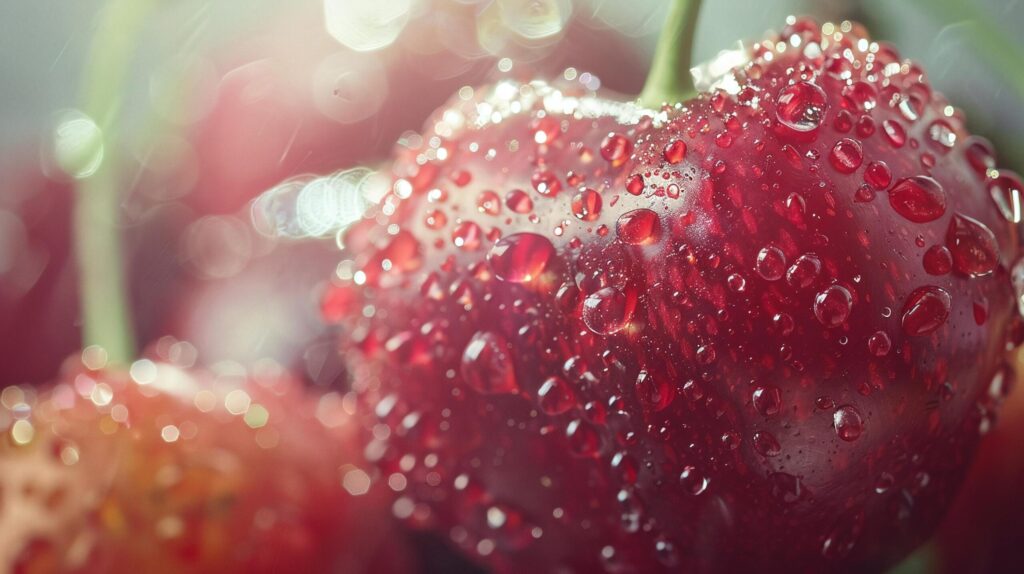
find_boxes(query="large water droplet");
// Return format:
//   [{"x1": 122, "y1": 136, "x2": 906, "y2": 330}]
[
  {"x1": 867, "y1": 331, "x2": 891, "y2": 356},
  {"x1": 923, "y1": 245, "x2": 952, "y2": 275},
  {"x1": 863, "y1": 161, "x2": 892, "y2": 190},
  {"x1": 476, "y1": 190, "x2": 502, "y2": 215},
  {"x1": 461, "y1": 332, "x2": 518, "y2": 394},
  {"x1": 635, "y1": 370, "x2": 673, "y2": 411},
  {"x1": 889, "y1": 176, "x2": 947, "y2": 223},
  {"x1": 505, "y1": 189, "x2": 533, "y2": 213},
  {"x1": 833, "y1": 405, "x2": 864, "y2": 441},
  {"x1": 566, "y1": 419, "x2": 601, "y2": 457},
  {"x1": 488, "y1": 233, "x2": 555, "y2": 283},
  {"x1": 901, "y1": 286, "x2": 951, "y2": 336},
  {"x1": 989, "y1": 172, "x2": 1022, "y2": 223},
  {"x1": 965, "y1": 137, "x2": 996, "y2": 177},
  {"x1": 752, "y1": 385, "x2": 782, "y2": 416},
  {"x1": 583, "y1": 287, "x2": 636, "y2": 335},
  {"x1": 452, "y1": 221, "x2": 483, "y2": 250},
  {"x1": 663, "y1": 140, "x2": 687, "y2": 164},
  {"x1": 531, "y1": 169, "x2": 562, "y2": 196},
  {"x1": 753, "y1": 431, "x2": 781, "y2": 457},
  {"x1": 600, "y1": 133, "x2": 633, "y2": 167},
  {"x1": 829, "y1": 138, "x2": 863, "y2": 173},
  {"x1": 787, "y1": 254, "x2": 822, "y2": 288},
  {"x1": 571, "y1": 188, "x2": 602, "y2": 222},
  {"x1": 927, "y1": 119, "x2": 957, "y2": 151},
  {"x1": 814, "y1": 285, "x2": 853, "y2": 328},
  {"x1": 946, "y1": 213, "x2": 999, "y2": 277},
  {"x1": 626, "y1": 174, "x2": 645, "y2": 196},
  {"x1": 537, "y1": 376, "x2": 575, "y2": 415},
  {"x1": 776, "y1": 81, "x2": 827, "y2": 132},
  {"x1": 616, "y1": 209, "x2": 661, "y2": 245},
  {"x1": 756, "y1": 246, "x2": 787, "y2": 281},
  {"x1": 881, "y1": 119, "x2": 906, "y2": 148},
  {"x1": 678, "y1": 466, "x2": 709, "y2": 496}
]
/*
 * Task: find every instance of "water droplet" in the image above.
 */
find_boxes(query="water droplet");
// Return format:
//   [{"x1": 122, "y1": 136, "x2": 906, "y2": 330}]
[
  {"x1": 566, "y1": 419, "x2": 601, "y2": 457},
  {"x1": 927, "y1": 120, "x2": 956, "y2": 150},
  {"x1": 461, "y1": 332, "x2": 518, "y2": 394},
  {"x1": 773, "y1": 312, "x2": 795, "y2": 336},
  {"x1": 833, "y1": 405, "x2": 864, "y2": 441},
  {"x1": 537, "y1": 376, "x2": 575, "y2": 415},
  {"x1": 616, "y1": 209, "x2": 661, "y2": 245},
  {"x1": 867, "y1": 331, "x2": 891, "y2": 356},
  {"x1": 776, "y1": 81, "x2": 827, "y2": 132},
  {"x1": 425, "y1": 209, "x2": 447, "y2": 229},
  {"x1": 829, "y1": 138, "x2": 863, "y2": 173},
  {"x1": 752, "y1": 385, "x2": 782, "y2": 416},
  {"x1": 923, "y1": 245, "x2": 952, "y2": 275},
  {"x1": 476, "y1": 190, "x2": 502, "y2": 215},
  {"x1": 889, "y1": 176, "x2": 946, "y2": 222},
  {"x1": 821, "y1": 511, "x2": 865, "y2": 560},
  {"x1": 863, "y1": 161, "x2": 892, "y2": 189},
  {"x1": 855, "y1": 185, "x2": 876, "y2": 203},
  {"x1": 727, "y1": 273, "x2": 747, "y2": 292},
  {"x1": 654, "y1": 535, "x2": 680, "y2": 567},
  {"x1": 814, "y1": 285, "x2": 853, "y2": 328},
  {"x1": 452, "y1": 221, "x2": 483, "y2": 250},
  {"x1": 583, "y1": 287, "x2": 636, "y2": 335},
  {"x1": 531, "y1": 169, "x2": 562, "y2": 196},
  {"x1": 450, "y1": 169, "x2": 472, "y2": 187},
  {"x1": 756, "y1": 246, "x2": 787, "y2": 281},
  {"x1": 787, "y1": 254, "x2": 821, "y2": 288},
  {"x1": 965, "y1": 137, "x2": 996, "y2": 177},
  {"x1": 946, "y1": 213, "x2": 999, "y2": 277},
  {"x1": 875, "y1": 472, "x2": 895, "y2": 494},
  {"x1": 899, "y1": 96, "x2": 923, "y2": 122},
  {"x1": 571, "y1": 188, "x2": 602, "y2": 222},
  {"x1": 600, "y1": 133, "x2": 633, "y2": 167},
  {"x1": 988, "y1": 172, "x2": 1023, "y2": 223},
  {"x1": 696, "y1": 344, "x2": 716, "y2": 365},
  {"x1": 882, "y1": 119, "x2": 906, "y2": 147},
  {"x1": 617, "y1": 488, "x2": 643, "y2": 532},
  {"x1": 855, "y1": 115, "x2": 876, "y2": 138},
  {"x1": 488, "y1": 233, "x2": 555, "y2": 283},
  {"x1": 901, "y1": 286, "x2": 951, "y2": 336},
  {"x1": 626, "y1": 174, "x2": 645, "y2": 196},
  {"x1": 635, "y1": 370, "x2": 674, "y2": 411},
  {"x1": 753, "y1": 431, "x2": 781, "y2": 457},
  {"x1": 505, "y1": 189, "x2": 533, "y2": 213},
  {"x1": 679, "y1": 466, "x2": 709, "y2": 496},
  {"x1": 531, "y1": 115, "x2": 560, "y2": 144},
  {"x1": 663, "y1": 140, "x2": 687, "y2": 164},
  {"x1": 842, "y1": 81, "x2": 877, "y2": 111}
]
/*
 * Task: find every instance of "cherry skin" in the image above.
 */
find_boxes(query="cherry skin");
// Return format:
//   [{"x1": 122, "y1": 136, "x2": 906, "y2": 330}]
[
  {"x1": 330, "y1": 18, "x2": 1021, "y2": 573},
  {"x1": 0, "y1": 350, "x2": 408, "y2": 574}
]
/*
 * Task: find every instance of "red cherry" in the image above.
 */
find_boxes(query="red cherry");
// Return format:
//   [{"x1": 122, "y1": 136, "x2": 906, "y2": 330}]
[
  {"x1": 0, "y1": 352, "x2": 406, "y2": 574},
  {"x1": 331, "y1": 18, "x2": 1021, "y2": 573}
]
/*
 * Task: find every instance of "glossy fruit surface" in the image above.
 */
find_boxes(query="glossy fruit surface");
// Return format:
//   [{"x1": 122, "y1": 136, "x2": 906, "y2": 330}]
[
  {"x1": 329, "y1": 18, "x2": 1022, "y2": 573},
  {"x1": 0, "y1": 344, "x2": 404, "y2": 574}
]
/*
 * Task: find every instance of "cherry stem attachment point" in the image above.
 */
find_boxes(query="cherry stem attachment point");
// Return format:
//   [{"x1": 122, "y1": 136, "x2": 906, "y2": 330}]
[{"x1": 638, "y1": 0, "x2": 704, "y2": 108}]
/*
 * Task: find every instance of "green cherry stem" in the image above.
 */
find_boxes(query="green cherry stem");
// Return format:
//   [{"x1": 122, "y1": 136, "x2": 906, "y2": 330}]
[
  {"x1": 74, "y1": 0, "x2": 155, "y2": 365},
  {"x1": 638, "y1": 0, "x2": 705, "y2": 108}
]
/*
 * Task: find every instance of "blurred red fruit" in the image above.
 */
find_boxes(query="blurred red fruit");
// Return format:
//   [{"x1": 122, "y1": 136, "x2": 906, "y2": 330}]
[{"x1": 0, "y1": 346, "x2": 408, "y2": 574}]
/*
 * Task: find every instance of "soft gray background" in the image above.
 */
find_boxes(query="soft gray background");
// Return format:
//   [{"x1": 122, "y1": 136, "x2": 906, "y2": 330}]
[{"x1": 2, "y1": 0, "x2": 1022, "y2": 168}]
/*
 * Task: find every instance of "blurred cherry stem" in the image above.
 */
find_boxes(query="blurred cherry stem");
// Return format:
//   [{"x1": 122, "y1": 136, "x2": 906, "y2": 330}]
[
  {"x1": 638, "y1": 0, "x2": 704, "y2": 108},
  {"x1": 74, "y1": 0, "x2": 155, "y2": 365}
]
